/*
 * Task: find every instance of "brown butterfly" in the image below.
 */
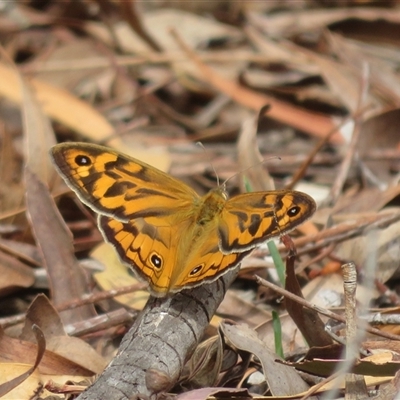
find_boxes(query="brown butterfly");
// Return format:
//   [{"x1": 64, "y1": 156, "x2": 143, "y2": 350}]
[{"x1": 50, "y1": 143, "x2": 316, "y2": 297}]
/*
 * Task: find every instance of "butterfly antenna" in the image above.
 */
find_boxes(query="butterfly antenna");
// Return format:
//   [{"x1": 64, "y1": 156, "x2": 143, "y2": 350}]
[
  {"x1": 195, "y1": 142, "x2": 220, "y2": 187},
  {"x1": 222, "y1": 156, "x2": 281, "y2": 188}
]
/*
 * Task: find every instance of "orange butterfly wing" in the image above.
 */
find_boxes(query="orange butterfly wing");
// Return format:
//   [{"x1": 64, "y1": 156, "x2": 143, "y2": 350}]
[
  {"x1": 51, "y1": 143, "x2": 199, "y2": 222},
  {"x1": 219, "y1": 190, "x2": 316, "y2": 253}
]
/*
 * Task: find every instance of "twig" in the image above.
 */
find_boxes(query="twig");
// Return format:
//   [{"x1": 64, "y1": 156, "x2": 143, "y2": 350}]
[
  {"x1": 286, "y1": 106, "x2": 371, "y2": 190},
  {"x1": 292, "y1": 211, "x2": 400, "y2": 255},
  {"x1": 325, "y1": 64, "x2": 370, "y2": 206},
  {"x1": 20, "y1": 52, "x2": 316, "y2": 73},
  {"x1": 255, "y1": 275, "x2": 400, "y2": 341},
  {"x1": 342, "y1": 262, "x2": 368, "y2": 397},
  {"x1": 168, "y1": 27, "x2": 341, "y2": 143},
  {"x1": 0, "y1": 283, "x2": 146, "y2": 329},
  {"x1": 76, "y1": 269, "x2": 239, "y2": 400}
]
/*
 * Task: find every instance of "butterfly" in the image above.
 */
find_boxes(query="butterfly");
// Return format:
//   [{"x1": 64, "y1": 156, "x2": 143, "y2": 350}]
[{"x1": 50, "y1": 143, "x2": 316, "y2": 297}]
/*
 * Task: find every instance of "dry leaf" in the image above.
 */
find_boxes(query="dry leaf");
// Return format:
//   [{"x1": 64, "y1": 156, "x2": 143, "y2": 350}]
[{"x1": 220, "y1": 321, "x2": 311, "y2": 396}]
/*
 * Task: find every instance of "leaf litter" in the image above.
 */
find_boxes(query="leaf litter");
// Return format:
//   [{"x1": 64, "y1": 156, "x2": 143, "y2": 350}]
[{"x1": 0, "y1": 1, "x2": 400, "y2": 399}]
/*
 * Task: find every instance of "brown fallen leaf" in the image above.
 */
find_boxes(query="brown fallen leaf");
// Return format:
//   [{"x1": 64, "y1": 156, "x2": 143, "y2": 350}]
[
  {"x1": 0, "y1": 250, "x2": 35, "y2": 297},
  {"x1": 25, "y1": 168, "x2": 96, "y2": 325},
  {"x1": 220, "y1": 320, "x2": 311, "y2": 396},
  {"x1": 0, "y1": 62, "x2": 114, "y2": 142},
  {"x1": 0, "y1": 328, "x2": 96, "y2": 377},
  {"x1": 0, "y1": 324, "x2": 45, "y2": 397}
]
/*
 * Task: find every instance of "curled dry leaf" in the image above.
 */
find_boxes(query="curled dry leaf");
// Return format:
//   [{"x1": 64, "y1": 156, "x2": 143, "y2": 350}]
[
  {"x1": 0, "y1": 325, "x2": 45, "y2": 398},
  {"x1": 220, "y1": 321, "x2": 311, "y2": 396},
  {"x1": 237, "y1": 110, "x2": 275, "y2": 192},
  {"x1": 21, "y1": 294, "x2": 107, "y2": 375}
]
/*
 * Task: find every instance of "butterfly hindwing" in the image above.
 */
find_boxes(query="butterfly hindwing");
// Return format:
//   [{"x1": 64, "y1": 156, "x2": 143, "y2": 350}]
[
  {"x1": 99, "y1": 212, "x2": 250, "y2": 296},
  {"x1": 99, "y1": 216, "x2": 176, "y2": 294}
]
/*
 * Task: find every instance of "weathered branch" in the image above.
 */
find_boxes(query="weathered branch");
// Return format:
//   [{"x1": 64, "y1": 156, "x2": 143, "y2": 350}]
[{"x1": 76, "y1": 268, "x2": 238, "y2": 400}]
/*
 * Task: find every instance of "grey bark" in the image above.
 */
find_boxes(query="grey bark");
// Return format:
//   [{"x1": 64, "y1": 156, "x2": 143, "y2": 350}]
[{"x1": 76, "y1": 268, "x2": 238, "y2": 400}]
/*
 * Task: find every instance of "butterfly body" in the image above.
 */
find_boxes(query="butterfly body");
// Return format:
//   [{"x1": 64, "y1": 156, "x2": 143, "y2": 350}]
[{"x1": 51, "y1": 143, "x2": 316, "y2": 297}]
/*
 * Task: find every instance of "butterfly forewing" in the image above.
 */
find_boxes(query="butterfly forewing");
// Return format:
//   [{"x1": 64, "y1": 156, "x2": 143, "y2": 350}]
[
  {"x1": 219, "y1": 190, "x2": 316, "y2": 253},
  {"x1": 51, "y1": 143, "x2": 198, "y2": 222}
]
